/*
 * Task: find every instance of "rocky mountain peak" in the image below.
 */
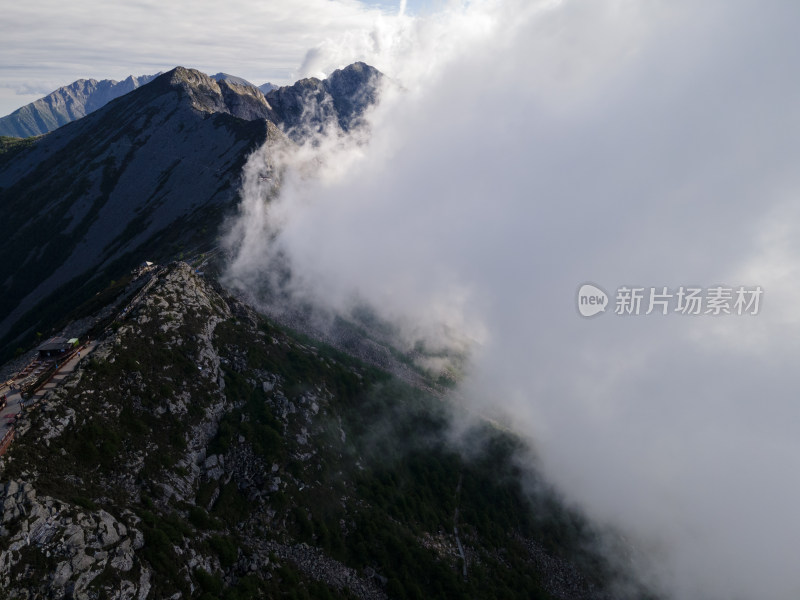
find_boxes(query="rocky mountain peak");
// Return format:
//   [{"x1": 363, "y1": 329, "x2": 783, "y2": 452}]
[
  {"x1": 163, "y1": 67, "x2": 229, "y2": 114},
  {"x1": 158, "y1": 67, "x2": 274, "y2": 121},
  {"x1": 263, "y1": 61, "x2": 383, "y2": 139}
]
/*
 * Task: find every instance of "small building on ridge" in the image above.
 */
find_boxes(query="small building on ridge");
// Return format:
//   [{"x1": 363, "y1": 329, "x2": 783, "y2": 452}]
[{"x1": 37, "y1": 337, "x2": 74, "y2": 360}]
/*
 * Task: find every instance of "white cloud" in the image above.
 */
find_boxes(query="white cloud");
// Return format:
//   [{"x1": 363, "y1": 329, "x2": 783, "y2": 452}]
[{"x1": 225, "y1": 1, "x2": 800, "y2": 598}]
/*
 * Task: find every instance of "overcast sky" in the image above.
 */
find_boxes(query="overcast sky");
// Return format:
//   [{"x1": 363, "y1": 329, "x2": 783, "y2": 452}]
[
  {"x1": 0, "y1": 0, "x2": 437, "y2": 117},
  {"x1": 225, "y1": 2, "x2": 800, "y2": 599}
]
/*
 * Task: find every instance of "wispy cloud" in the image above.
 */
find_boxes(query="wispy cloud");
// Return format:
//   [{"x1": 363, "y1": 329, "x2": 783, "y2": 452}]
[{"x1": 225, "y1": 1, "x2": 800, "y2": 598}]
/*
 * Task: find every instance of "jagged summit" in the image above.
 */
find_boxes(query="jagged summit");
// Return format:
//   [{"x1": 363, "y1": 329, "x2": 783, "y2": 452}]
[
  {"x1": 265, "y1": 62, "x2": 382, "y2": 137},
  {"x1": 155, "y1": 67, "x2": 275, "y2": 120}
]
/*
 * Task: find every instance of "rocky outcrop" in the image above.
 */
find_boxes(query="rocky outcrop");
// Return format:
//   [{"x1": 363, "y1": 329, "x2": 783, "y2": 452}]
[
  {"x1": 256, "y1": 540, "x2": 388, "y2": 600},
  {"x1": 163, "y1": 67, "x2": 276, "y2": 122},
  {"x1": 0, "y1": 479, "x2": 148, "y2": 599}
]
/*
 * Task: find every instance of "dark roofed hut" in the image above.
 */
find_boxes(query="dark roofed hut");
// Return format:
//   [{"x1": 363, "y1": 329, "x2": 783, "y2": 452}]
[{"x1": 37, "y1": 337, "x2": 73, "y2": 360}]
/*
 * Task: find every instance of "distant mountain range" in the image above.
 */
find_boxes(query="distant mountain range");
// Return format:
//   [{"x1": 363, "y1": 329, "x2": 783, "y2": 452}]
[{"x1": 0, "y1": 75, "x2": 159, "y2": 138}]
